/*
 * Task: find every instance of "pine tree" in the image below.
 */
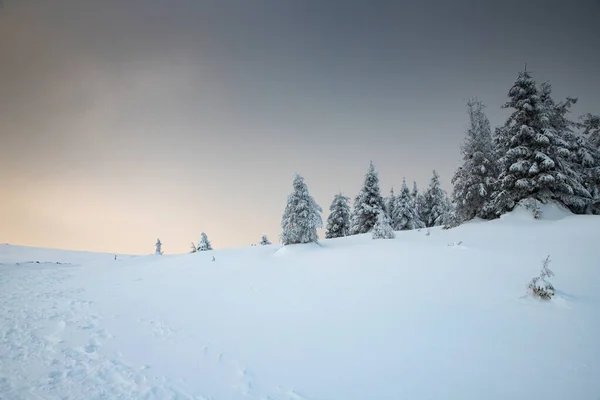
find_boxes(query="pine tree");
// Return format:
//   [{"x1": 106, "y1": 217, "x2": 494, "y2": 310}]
[
  {"x1": 350, "y1": 161, "x2": 385, "y2": 234},
  {"x1": 580, "y1": 113, "x2": 600, "y2": 149},
  {"x1": 197, "y1": 232, "x2": 212, "y2": 251},
  {"x1": 280, "y1": 174, "x2": 323, "y2": 245},
  {"x1": 538, "y1": 82, "x2": 591, "y2": 213},
  {"x1": 260, "y1": 234, "x2": 271, "y2": 245},
  {"x1": 451, "y1": 99, "x2": 497, "y2": 222},
  {"x1": 372, "y1": 209, "x2": 396, "y2": 239},
  {"x1": 489, "y1": 70, "x2": 590, "y2": 215},
  {"x1": 325, "y1": 193, "x2": 351, "y2": 239},
  {"x1": 422, "y1": 170, "x2": 449, "y2": 227},
  {"x1": 578, "y1": 113, "x2": 600, "y2": 214},
  {"x1": 384, "y1": 188, "x2": 396, "y2": 219},
  {"x1": 155, "y1": 238, "x2": 163, "y2": 255},
  {"x1": 190, "y1": 242, "x2": 197, "y2": 253},
  {"x1": 412, "y1": 181, "x2": 427, "y2": 226},
  {"x1": 391, "y1": 179, "x2": 424, "y2": 230}
]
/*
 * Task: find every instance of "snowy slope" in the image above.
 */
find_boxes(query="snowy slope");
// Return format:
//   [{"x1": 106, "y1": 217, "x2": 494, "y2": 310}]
[{"x1": 1, "y1": 206, "x2": 599, "y2": 400}]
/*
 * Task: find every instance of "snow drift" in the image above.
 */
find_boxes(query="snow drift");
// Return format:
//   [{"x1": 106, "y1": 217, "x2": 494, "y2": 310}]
[{"x1": 1, "y1": 207, "x2": 599, "y2": 400}]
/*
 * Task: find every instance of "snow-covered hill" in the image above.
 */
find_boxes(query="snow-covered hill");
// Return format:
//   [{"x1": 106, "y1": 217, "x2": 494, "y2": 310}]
[{"x1": 1, "y1": 205, "x2": 599, "y2": 400}]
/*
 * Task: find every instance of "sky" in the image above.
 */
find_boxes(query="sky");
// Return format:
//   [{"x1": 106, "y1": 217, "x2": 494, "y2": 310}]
[{"x1": 1, "y1": 0, "x2": 599, "y2": 255}]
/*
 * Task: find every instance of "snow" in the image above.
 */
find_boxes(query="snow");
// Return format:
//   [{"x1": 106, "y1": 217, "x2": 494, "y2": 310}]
[{"x1": 1, "y1": 211, "x2": 599, "y2": 399}]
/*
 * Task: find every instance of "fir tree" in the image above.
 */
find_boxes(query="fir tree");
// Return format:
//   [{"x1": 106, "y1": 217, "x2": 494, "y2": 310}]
[
  {"x1": 372, "y1": 209, "x2": 396, "y2": 239},
  {"x1": 155, "y1": 238, "x2": 163, "y2": 255},
  {"x1": 423, "y1": 170, "x2": 450, "y2": 227},
  {"x1": 489, "y1": 70, "x2": 590, "y2": 215},
  {"x1": 280, "y1": 174, "x2": 323, "y2": 245},
  {"x1": 260, "y1": 234, "x2": 271, "y2": 245},
  {"x1": 190, "y1": 242, "x2": 197, "y2": 253},
  {"x1": 325, "y1": 193, "x2": 351, "y2": 239},
  {"x1": 197, "y1": 232, "x2": 213, "y2": 251},
  {"x1": 350, "y1": 161, "x2": 385, "y2": 234},
  {"x1": 412, "y1": 181, "x2": 427, "y2": 225},
  {"x1": 578, "y1": 113, "x2": 600, "y2": 214},
  {"x1": 392, "y1": 179, "x2": 424, "y2": 230},
  {"x1": 384, "y1": 188, "x2": 396, "y2": 219},
  {"x1": 580, "y1": 113, "x2": 600, "y2": 149},
  {"x1": 451, "y1": 99, "x2": 497, "y2": 222}
]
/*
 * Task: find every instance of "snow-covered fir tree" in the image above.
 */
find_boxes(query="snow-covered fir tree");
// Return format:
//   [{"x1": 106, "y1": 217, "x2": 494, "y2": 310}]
[
  {"x1": 422, "y1": 170, "x2": 450, "y2": 227},
  {"x1": 384, "y1": 188, "x2": 396, "y2": 219},
  {"x1": 412, "y1": 181, "x2": 427, "y2": 225},
  {"x1": 325, "y1": 193, "x2": 351, "y2": 239},
  {"x1": 372, "y1": 209, "x2": 396, "y2": 239},
  {"x1": 580, "y1": 113, "x2": 600, "y2": 149},
  {"x1": 155, "y1": 238, "x2": 163, "y2": 255},
  {"x1": 488, "y1": 70, "x2": 590, "y2": 216},
  {"x1": 538, "y1": 82, "x2": 591, "y2": 213},
  {"x1": 391, "y1": 179, "x2": 425, "y2": 230},
  {"x1": 280, "y1": 174, "x2": 323, "y2": 245},
  {"x1": 190, "y1": 242, "x2": 197, "y2": 253},
  {"x1": 528, "y1": 255, "x2": 555, "y2": 299},
  {"x1": 350, "y1": 161, "x2": 385, "y2": 235},
  {"x1": 451, "y1": 99, "x2": 497, "y2": 222},
  {"x1": 197, "y1": 232, "x2": 213, "y2": 251},
  {"x1": 260, "y1": 234, "x2": 271, "y2": 245}
]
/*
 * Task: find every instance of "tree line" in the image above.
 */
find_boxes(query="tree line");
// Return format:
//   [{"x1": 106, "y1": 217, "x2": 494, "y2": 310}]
[{"x1": 280, "y1": 69, "x2": 600, "y2": 245}]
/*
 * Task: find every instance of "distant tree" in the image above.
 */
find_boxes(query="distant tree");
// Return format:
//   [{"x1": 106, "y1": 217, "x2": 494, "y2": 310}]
[
  {"x1": 372, "y1": 210, "x2": 396, "y2": 239},
  {"x1": 280, "y1": 174, "x2": 323, "y2": 245},
  {"x1": 412, "y1": 181, "x2": 427, "y2": 225},
  {"x1": 325, "y1": 193, "x2": 351, "y2": 239},
  {"x1": 488, "y1": 70, "x2": 590, "y2": 216},
  {"x1": 155, "y1": 238, "x2": 163, "y2": 255},
  {"x1": 260, "y1": 234, "x2": 271, "y2": 245},
  {"x1": 190, "y1": 242, "x2": 197, "y2": 253},
  {"x1": 384, "y1": 188, "x2": 396, "y2": 219},
  {"x1": 392, "y1": 179, "x2": 425, "y2": 230},
  {"x1": 452, "y1": 99, "x2": 497, "y2": 222},
  {"x1": 197, "y1": 232, "x2": 213, "y2": 251},
  {"x1": 423, "y1": 170, "x2": 450, "y2": 227},
  {"x1": 350, "y1": 161, "x2": 385, "y2": 234}
]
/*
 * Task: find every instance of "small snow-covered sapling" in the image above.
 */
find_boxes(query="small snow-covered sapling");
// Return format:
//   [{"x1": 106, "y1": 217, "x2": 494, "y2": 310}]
[{"x1": 528, "y1": 255, "x2": 555, "y2": 300}]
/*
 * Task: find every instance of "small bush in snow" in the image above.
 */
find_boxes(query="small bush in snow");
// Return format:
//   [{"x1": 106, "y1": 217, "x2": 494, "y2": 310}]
[{"x1": 528, "y1": 255, "x2": 555, "y2": 300}]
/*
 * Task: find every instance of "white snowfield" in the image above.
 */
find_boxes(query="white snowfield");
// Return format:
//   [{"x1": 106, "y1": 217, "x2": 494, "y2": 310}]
[{"x1": 1, "y1": 205, "x2": 599, "y2": 400}]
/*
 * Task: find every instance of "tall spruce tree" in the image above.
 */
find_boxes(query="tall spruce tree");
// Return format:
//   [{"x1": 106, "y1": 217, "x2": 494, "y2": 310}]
[
  {"x1": 325, "y1": 193, "x2": 351, "y2": 239},
  {"x1": 392, "y1": 179, "x2": 425, "y2": 230},
  {"x1": 155, "y1": 238, "x2": 163, "y2": 255},
  {"x1": 350, "y1": 161, "x2": 385, "y2": 234},
  {"x1": 423, "y1": 170, "x2": 449, "y2": 227},
  {"x1": 489, "y1": 70, "x2": 590, "y2": 215},
  {"x1": 197, "y1": 232, "x2": 213, "y2": 251},
  {"x1": 451, "y1": 99, "x2": 497, "y2": 222},
  {"x1": 280, "y1": 174, "x2": 323, "y2": 245}
]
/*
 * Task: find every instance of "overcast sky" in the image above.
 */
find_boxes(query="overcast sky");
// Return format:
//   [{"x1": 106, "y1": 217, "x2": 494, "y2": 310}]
[{"x1": 1, "y1": 0, "x2": 599, "y2": 254}]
